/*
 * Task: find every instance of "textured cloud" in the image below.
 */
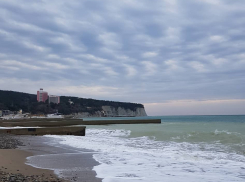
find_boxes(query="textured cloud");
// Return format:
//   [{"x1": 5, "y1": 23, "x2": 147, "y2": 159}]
[{"x1": 0, "y1": 0, "x2": 245, "y2": 114}]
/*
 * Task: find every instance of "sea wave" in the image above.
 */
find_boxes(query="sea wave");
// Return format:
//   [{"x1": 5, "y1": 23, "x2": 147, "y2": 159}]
[
  {"x1": 171, "y1": 130, "x2": 244, "y2": 145},
  {"x1": 46, "y1": 128, "x2": 245, "y2": 182}
]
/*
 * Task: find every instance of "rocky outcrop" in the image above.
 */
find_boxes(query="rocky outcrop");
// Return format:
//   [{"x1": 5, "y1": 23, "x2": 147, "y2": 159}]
[{"x1": 74, "y1": 106, "x2": 147, "y2": 118}]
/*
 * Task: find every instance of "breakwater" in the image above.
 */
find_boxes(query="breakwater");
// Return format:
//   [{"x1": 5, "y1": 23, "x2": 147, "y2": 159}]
[
  {"x1": 0, "y1": 126, "x2": 86, "y2": 136},
  {"x1": 0, "y1": 118, "x2": 160, "y2": 136},
  {"x1": 0, "y1": 118, "x2": 83, "y2": 127},
  {"x1": 0, "y1": 118, "x2": 161, "y2": 127}
]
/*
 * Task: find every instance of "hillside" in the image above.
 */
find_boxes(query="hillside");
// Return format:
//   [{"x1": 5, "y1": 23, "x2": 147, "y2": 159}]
[{"x1": 0, "y1": 90, "x2": 145, "y2": 116}]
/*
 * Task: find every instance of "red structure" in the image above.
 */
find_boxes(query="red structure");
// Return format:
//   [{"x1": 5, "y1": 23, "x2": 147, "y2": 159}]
[{"x1": 37, "y1": 88, "x2": 48, "y2": 102}]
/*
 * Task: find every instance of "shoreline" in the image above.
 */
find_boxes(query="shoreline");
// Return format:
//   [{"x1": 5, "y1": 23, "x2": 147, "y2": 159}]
[
  {"x1": 0, "y1": 149, "x2": 64, "y2": 181},
  {"x1": 0, "y1": 134, "x2": 102, "y2": 182},
  {"x1": 19, "y1": 135, "x2": 102, "y2": 182}
]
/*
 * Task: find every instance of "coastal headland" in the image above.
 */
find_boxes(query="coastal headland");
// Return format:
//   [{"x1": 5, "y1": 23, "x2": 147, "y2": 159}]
[{"x1": 0, "y1": 89, "x2": 147, "y2": 118}]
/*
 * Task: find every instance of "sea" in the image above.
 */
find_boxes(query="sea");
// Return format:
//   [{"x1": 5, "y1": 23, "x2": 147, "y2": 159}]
[{"x1": 46, "y1": 115, "x2": 245, "y2": 182}]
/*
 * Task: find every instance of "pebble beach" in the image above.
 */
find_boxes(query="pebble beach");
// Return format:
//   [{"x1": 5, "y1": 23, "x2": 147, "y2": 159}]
[
  {"x1": 0, "y1": 133, "x2": 102, "y2": 182},
  {"x1": 0, "y1": 134, "x2": 65, "y2": 182}
]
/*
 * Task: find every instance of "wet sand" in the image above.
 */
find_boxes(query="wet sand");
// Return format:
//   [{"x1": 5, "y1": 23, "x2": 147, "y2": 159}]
[
  {"x1": 19, "y1": 135, "x2": 102, "y2": 182},
  {"x1": 0, "y1": 149, "x2": 61, "y2": 178}
]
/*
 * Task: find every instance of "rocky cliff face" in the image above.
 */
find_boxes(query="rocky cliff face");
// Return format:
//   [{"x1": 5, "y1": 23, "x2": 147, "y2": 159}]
[
  {"x1": 101, "y1": 106, "x2": 147, "y2": 117},
  {"x1": 74, "y1": 106, "x2": 147, "y2": 118}
]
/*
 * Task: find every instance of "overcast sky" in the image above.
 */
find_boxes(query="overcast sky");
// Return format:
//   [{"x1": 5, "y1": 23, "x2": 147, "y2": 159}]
[{"x1": 0, "y1": 0, "x2": 245, "y2": 115}]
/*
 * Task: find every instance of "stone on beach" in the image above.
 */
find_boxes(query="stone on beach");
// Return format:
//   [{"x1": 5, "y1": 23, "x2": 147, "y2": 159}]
[
  {"x1": 0, "y1": 134, "x2": 66, "y2": 182},
  {"x1": 0, "y1": 133, "x2": 24, "y2": 149}
]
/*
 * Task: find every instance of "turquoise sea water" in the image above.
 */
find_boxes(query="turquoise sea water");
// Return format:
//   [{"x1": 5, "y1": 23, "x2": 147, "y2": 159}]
[
  {"x1": 86, "y1": 115, "x2": 245, "y2": 153},
  {"x1": 47, "y1": 115, "x2": 245, "y2": 182}
]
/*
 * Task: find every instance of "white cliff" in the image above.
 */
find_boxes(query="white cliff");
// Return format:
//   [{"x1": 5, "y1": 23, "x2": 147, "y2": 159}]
[
  {"x1": 74, "y1": 106, "x2": 147, "y2": 118},
  {"x1": 101, "y1": 106, "x2": 147, "y2": 117}
]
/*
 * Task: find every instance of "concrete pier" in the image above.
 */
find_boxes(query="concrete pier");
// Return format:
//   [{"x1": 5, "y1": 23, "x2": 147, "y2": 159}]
[
  {"x1": 0, "y1": 119, "x2": 84, "y2": 127},
  {"x1": 0, "y1": 118, "x2": 161, "y2": 127},
  {"x1": 80, "y1": 119, "x2": 161, "y2": 125},
  {"x1": 0, "y1": 126, "x2": 86, "y2": 136}
]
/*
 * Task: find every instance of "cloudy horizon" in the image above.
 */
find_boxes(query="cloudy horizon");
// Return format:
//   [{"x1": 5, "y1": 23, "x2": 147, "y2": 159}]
[{"x1": 0, "y1": 0, "x2": 245, "y2": 115}]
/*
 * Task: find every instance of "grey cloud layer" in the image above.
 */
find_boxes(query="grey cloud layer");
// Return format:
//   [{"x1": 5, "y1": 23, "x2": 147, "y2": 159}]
[{"x1": 0, "y1": 0, "x2": 245, "y2": 103}]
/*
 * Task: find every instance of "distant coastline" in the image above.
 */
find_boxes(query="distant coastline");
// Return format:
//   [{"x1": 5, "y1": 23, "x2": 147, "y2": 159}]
[{"x1": 0, "y1": 90, "x2": 147, "y2": 118}]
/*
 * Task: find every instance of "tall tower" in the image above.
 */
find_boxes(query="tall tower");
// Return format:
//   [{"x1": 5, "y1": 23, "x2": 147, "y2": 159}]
[{"x1": 37, "y1": 88, "x2": 48, "y2": 102}]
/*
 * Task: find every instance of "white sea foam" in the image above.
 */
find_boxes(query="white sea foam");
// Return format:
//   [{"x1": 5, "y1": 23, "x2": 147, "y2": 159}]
[
  {"x1": 46, "y1": 129, "x2": 245, "y2": 182},
  {"x1": 214, "y1": 129, "x2": 232, "y2": 135},
  {"x1": 0, "y1": 126, "x2": 41, "y2": 129}
]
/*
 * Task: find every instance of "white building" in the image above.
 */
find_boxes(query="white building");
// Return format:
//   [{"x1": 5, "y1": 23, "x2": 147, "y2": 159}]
[{"x1": 49, "y1": 95, "x2": 60, "y2": 104}]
